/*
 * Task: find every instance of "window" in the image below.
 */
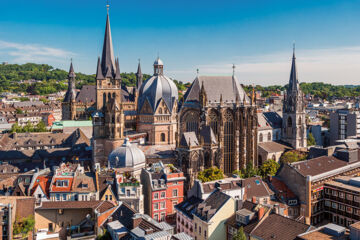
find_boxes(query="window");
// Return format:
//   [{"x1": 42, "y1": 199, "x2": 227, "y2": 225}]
[
  {"x1": 37, "y1": 194, "x2": 42, "y2": 199},
  {"x1": 332, "y1": 202, "x2": 338, "y2": 209},
  {"x1": 204, "y1": 230, "x2": 207, "y2": 238},
  {"x1": 160, "y1": 212, "x2": 166, "y2": 221},
  {"x1": 347, "y1": 194, "x2": 353, "y2": 201},
  {"x1": 62, "y1": 194, "x2": 66, "y2": 201},
  {"x1": 332, "y1": 190, "x2": 338, "y2": 196},
  {"x1": 105, "y1": 195, "x2": 108, "y2": 201},
  {"x1": 199, "y1": 226, "x2": 202, "y2": 234},
  {"x1": 56, "y1": 194, "x2": 60, "y2": 201},
  {"x1": 109, "y1": 195, "x2": 112, "y2": 201},
  {"x1": 195, "y1": 223, "x2": 197, "y2": 231},
  {"x1": 355, "y1": 196, "x2": 360, "y2": 202},
  {"x1": 74, "y1": 194, "x2": 78, "y2": 201},
  {"x1": 161, "y1": 133, "x2": 166, "y2": 142},
  {"x1": 161, "y1": 192, "x2": 165, "y2": 198},
  {"x1": 259, "y1": 133, "x2": 263, "y2": 143},
  {"x1": 160, "y1": 202, "x2": 165, "y2": 209},
  {"x1": 224, "y1": 110, "x2": 234, "y2": 173},
  {"x1": 154, "y1": 213, "x2": 159, "y2": 221},
  {"x1": 339, "y1": 192, "x2": 344, "y2": 198},
  {"x1": 126, "y1": 189, "x2": 130, "y2": 197},
  {"x1": 325, "y1": 200, "x2": 331, "y2": 207},
  {"x1": 154, "y1": 203, "x2": 159, "y2": 210},
  {"x1": 267, "y1": 132, "x2": 271, "y2": 141},
  {"x1": 154, "y1": 193, "x2": 159, "y2": 199},
  {"x1": 339, "y1": 204, "x2": 345, "y2": 211},
  {"x1": 173, "y1": 189, "x2": 178, "y2": 197}
]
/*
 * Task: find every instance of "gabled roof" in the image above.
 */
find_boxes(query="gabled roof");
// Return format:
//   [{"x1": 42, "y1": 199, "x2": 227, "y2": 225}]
[
  {"x1": 194, "y1": 190, "x2": 231, "y2": 222},
  {"x1": 200, "y1": 126, "x2": 217, "y2": 145},
  {"x1": 180, "y1": 132, "x2": 199, "y2": 148},
  {"x1": 31, "y1": 175, "x2": 51, "y2": 198},
  {"x1": 71, "y1": 173, "x2": 96, "y2": 193},
  {"x1": 38, "y1": 200, "x2": 116, "y2": 214},
  {"x1": 243, "y1": 176, "x2": 274, "y2": 200},
  {"x1": 175, "y1": 196, "x2": 203, "y2": 219}
]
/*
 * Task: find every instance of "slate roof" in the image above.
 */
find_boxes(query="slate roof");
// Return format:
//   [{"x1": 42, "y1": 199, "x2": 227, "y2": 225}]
[
  {"x1": 199, "y1": 126, "x2": 217, "y2": 145},
  {"x1": 251, "y1": 213, "x2": 310, "y2": 240},
  {"x1": 194, "y1": 190, "x2": 231, "y2": 222},
  {"x1": 76, "y1": 85, "x2": 96, "y2": 103},
  {"x1": 290, "y1": 155, "x2": 352, "y2": 177},
  {"x1": 183, "y1": 76, "x2": 249, "y2": 104},
  {"x1": 263, "y1": 111, "x2": 283, "y2": 129},
  {"x1": 175, "y1": 196, "x2": 203, "y2": 219},
  {"x1": 180, "y1": 132, "x2": 199, "y2": 148}
]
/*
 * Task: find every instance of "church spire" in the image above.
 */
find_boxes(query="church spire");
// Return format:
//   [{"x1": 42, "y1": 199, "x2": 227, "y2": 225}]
[
  {"x1": 289, "y1": 43, "x2": 299, "y2": 92},
  {"x1": 136, "y1": 59, "x2": 143, "y2": 90},
  {"x1": 64, "y1": 60, "x2": 76, "y2": 102},
  {"x1": 101, "y1": 5, "x2": 116, "y2": 78}
]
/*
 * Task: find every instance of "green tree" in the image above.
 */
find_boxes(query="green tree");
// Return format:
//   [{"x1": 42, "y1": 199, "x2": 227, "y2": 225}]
[
  {"x1": 13, "y1": 215, "x2": 35, "y2": 237},
  {"x1": 243, "y1": 163, "x2": 258, "y2": 178},
  {"x1": 10, "y1": 122, "x2": 22, "y2": 133},
  {"x1": 307, "y1": 132, "x2": 316, "y2": 146},
  {"x1": 35, "y1": 120, "x2": 47, "y2": 132},
  {"x1": 259, "y1": 159, "x2": 280, "y2": 177},
  {"x1": 280, "y1": 151, "x2": 307, "y2": 164},
  {"x1": 23, "y1": 121, "x2": 34, "y2": 132},
  {"x1": 15, "y1": 108, "x2": 23, "y2": 114},
  {"x1": 232, "y1": 226, "x2": 246, "y2": 240},
  {"x1": 198, "y1": 167, "x2": 224, "y2": 182}
]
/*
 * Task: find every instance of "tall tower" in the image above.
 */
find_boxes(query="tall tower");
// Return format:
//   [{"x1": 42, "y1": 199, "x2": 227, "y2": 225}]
[
  {"x1": 92, "y1": 5, "x2": 125, "y2": 166},
  {"x1": 62, "y1": 61, "x2": 77, "y2": 120},
  {"x1": 136, "y1": 60, "x2": 143, "y2": 91},
  {"x1": 282, "y1": 46, "x2": 307, "y2": 149}
]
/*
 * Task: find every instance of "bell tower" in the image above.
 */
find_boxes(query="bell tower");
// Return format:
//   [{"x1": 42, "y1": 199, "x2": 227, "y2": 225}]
[
  {"x1": 92, "y1": 4, "x2": 125, "y2": 167},
  {"x1": 282, "y1": 45, "x2": 307, "y2": 149}
]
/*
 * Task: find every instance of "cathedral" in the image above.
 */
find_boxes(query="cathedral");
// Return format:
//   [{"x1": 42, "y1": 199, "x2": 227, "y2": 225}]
[
  {"x1": 176, "y1": 72, "x2": 258, "y2": 189},
  {"x1": 282, "y1": 47, "x2": 307, "y2": 149}
]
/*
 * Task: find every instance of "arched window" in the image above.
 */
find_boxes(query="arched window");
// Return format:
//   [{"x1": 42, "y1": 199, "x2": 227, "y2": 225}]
[
  {"x1": 259, "y1": 133, "x2": 263, "y2": 143},
  {"x1": 112, "y1": 92, "x2": 116, "y2": 100},
  {"x1": 223, "y1": 110, "x2": 234, "y2": 174},
  {"x1": 158, "y1": 108, "x2": 163, "y2": 114},
  {"x1": 209, "y1": 110, "x2": 219, "y2": 135},
  {"x1": 298, "y1": 117, "x2": 302, "y2": 125},
  {"x1": 108, "y1": 93, "x2": 111, "y2": 102},
  {"x1": 258, "y1": 155, "x2": 263, "y2": 165},
  {"x1": 183, "y1": 111, "x2": 199, "y2": 134},
  {"x1": 161, "y1": 133, "x2": 166, "y2": 142},
  {"x1": 287, "y1": 117, "x2": 293, "y2": 137},
  {"x1": 267, "y1": 132, "x2": 271, "y2": 141}
]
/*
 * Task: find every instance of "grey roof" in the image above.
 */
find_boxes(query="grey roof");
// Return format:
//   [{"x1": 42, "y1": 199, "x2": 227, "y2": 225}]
[
  {"x1": 108, "y1": 138, "x2": 146, "y2": 168},
  {"x1": 180, "y1": 132, "x2": 199, "y2": 147},
  {"x1": 258, "y1": 141, "x2": 291, "y2": 153},
  {"x1": 175, "y1": 196, "x2": 203, "y2": 220},
  {"x1": 194, "y1": 190, "x2": 231, "y2": 222},
  {"x1": 138, "y1": 61, "x2": 178, "y2": 113},
  {"x1": 183, "y1": 76, "x2": 249, "y2": 104},
  {"x1": 76, "y1": 85, "x2": 96, "y2": 103},
  {"x1": 172, "y1": 232, "x2": 193, "y2": 240},
  {"x1": 262, "y1": 112, "x2": 282, "y2": 129},
  {"x1": 64, "y1": 62, "x2": 77, "y2": 102},
  {"x1": 200, "y1": 126, "x2": 217, "y2": 145}
]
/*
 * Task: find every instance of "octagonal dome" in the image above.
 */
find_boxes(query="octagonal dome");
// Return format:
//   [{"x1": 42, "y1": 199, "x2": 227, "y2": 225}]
[{"x1": 108, "y1": 138, "x2": 145, "y2": 168}]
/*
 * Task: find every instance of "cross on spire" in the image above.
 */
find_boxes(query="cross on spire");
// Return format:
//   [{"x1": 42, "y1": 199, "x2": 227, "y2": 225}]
[{"x1": 106, "y1": 0, "x2": 110, "y2": 14}]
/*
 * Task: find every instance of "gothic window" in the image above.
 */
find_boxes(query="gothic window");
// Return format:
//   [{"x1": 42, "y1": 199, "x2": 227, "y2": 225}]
[
  {"x1": 112, "y1": 92, "x2": 116, "y2": 101},
  {"x1": 183, "y1": 111, "x2": 199, "y2": 134},
  {"x1": 108, "y1": 93, "x2": 111, "y2": 102},
  {"x1": 287, "y1": 116, "x2": 293, "y2": 137},
  {"x1": 267, "y1": 132, "x2": 271, "y2": 141},
  {"x1": 298, "y1": 117, "x2": 302, "y2": 125},
  {"x1": 161, "y1": 133, "x2": 166, "y2": 142},
  {"x1": 209, "y1": 110, "x2": 219, "y2": 135},
  {"x1": 258, "y1": 155, "x2": 263, "y2": 165},
  {"x1": 259, "y1": 133, "x2": 263, "y2": 143},
  {"x1": 224, "y1": 110, "x2": 234, "y2": 174}
]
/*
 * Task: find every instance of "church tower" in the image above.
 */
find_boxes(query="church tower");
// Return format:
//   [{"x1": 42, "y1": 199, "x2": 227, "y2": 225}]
[
  {"x1": 92, "y1": 5, "x2": 125, "y2": 166},
  {"x1": 282, "y1": 46, "x2": 307, "y2": 149},
  {"x1": 62, "y1": 61, "x2": 77, "y2": 120}
]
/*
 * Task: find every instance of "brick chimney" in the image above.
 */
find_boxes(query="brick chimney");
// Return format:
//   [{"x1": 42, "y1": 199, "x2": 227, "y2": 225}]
[
  {"x1": 258, "y1": 207, "x2": 265, "y2": 220},
  {"x1": 132, "y1": 215, "x2": 142, "y2": 229},
  {"x1": 252, "y1": 196, "x2": 257, "y2": 204}
]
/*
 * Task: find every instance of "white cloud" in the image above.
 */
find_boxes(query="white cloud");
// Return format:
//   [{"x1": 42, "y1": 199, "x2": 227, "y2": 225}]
[
  {"x1": 0, "y1": 40, "x2": 74, "y2": 64},
  {"x1": 173, "y1": 46, "x2": 360, "y2": 86}
]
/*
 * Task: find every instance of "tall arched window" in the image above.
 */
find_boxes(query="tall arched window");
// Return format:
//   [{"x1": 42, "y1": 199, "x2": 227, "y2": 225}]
[
  {"x1": 267, "y1": 132, "x2": 271, "y2": 141},
  {"x1": 161, "y1": 133, "x2": 166, "y2": 142},
  {"x1": 223, "y1": 110, "x2": 234, "y2": 174},
  {"x1": 183, "y1": 111, "x2": 199, "y2": 134},
  {"x1": 287, "y1": 117, "x2": 293, "y2": 137},
  {"x1": 259, "y1": 133, "x2": 263, "y2": 143},
  {"x1": 209, "y1": 110, "x2": 219, "y2": 135},
  {"x1": 103, "y1": 93, "x2": 106, "y2": 109}
]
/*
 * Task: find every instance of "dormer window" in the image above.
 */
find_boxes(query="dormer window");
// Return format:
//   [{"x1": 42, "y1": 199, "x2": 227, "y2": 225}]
[{"x1": 56, "y1": 180, "x2": 69, "y2": 187}]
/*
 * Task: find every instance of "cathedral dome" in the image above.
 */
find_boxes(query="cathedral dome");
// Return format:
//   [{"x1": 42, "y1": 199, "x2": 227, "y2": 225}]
[
  {"x1": 108, "y1": 138, "x2": 145, "y2": 168},
  {"x1": 138, "y1": 58, "x2": 178, "y2": 113}
]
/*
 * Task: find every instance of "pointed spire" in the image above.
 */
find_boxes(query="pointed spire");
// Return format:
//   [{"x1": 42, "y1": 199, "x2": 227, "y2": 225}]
[
  {"x1": 136, "y1": 59, "x2": 143, "y2": 89},
  {"x1": 289, "y1": 43, "x2": 299, "y2": 92},
  {"x1": 101, "y1": 5, "x2": 116, "y2": 78},
  {"x1": 115, "y1": 58, "x2": 121, "y2": 80},
  {"x1": 96, "y1": 57, "x2": 104, "y2": 80},
  {"x1": 232, "y1": 64, "x2": 236, "y2": 76},
  {"x1": 220, "y1": 94, "x2": 223, "y2": 105},
  {"x1": 64, "y1": 61, "x2": 76, "y2": 102}
]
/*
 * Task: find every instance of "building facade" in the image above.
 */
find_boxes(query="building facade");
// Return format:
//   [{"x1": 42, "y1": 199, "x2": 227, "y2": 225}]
[
  {"x1": 177, "y1": 73, "x2": 257, "y2": 189},
  {"x1": 330, "y1": 109, "x2": 360, "y2": 145}
]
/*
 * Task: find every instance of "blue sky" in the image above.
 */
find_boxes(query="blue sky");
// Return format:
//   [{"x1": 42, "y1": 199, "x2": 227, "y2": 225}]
[{"x1": 0, "y1": 0, "x2": 360, "y2": 85}]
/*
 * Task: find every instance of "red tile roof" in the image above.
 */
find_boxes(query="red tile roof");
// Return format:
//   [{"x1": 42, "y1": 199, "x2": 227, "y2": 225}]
[
  {"x1": 50, "y1": 177, "x2": 73, "y2": 192},
  {"x1": 31, "y1": 176, "x2": 51, "y2": 197},
  {"x1": 38, "y1": 200, "x2": 116, "y2": 213}
]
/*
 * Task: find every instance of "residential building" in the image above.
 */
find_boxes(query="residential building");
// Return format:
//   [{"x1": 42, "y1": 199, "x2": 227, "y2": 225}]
[
  {"x1": 175, "y1": 196, "x2": 203, "y2": 238},
  {"x1": 278, "y1": 148, "x2": 360, "y2": 225},
  {"x1": 193, "y1": 190, "x2": 235, "y2": 240},
  {"x1": 141, "y1": 162, "x2": 185, "y2": 223}
]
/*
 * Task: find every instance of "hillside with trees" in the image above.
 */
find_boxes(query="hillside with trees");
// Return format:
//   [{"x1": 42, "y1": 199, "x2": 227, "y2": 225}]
[{"x1": 0, "y1": 63, "x2": 186, "y2": 95}]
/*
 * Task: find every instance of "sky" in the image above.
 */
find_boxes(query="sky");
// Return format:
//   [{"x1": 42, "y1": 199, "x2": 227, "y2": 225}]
[{"x1": 0, "y1": 0, "x2": 360, "y2": 85}]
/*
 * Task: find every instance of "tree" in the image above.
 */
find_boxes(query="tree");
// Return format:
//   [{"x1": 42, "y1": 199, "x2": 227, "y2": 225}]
[
  {"x1": 280, "y1": 151, "x2": 307, "y2": 164},
  {"x1": 307, "y1": 132, "x2": 316, "y2": 146},
  {"x1": 232, "y1": 226, "x2": 246, "y2": 240},
  {"x1": 15, "y1": 108, "x2": 23, "y2": 114},
  {"x1": 198, "y1": 167, "x2": 224, "y2": 182},
  {"x1": 259, "y1": 159, "x2": 280, "y2": 177},
  {"x1": 35, "y1": 120, "x2": 47, "y2": 132},
  {"x1": 13, "y1": 215, "x2": 35, "y2": 238},
  {"x1": 10, "y1": 122, "x2": 22, "y2": 133},
  {"x1": 243, "y1": 163, "x2": 258, "y2": 178}
]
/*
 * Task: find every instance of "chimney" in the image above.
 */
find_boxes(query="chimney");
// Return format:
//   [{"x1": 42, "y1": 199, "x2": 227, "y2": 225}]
[
  {"x1": 252, "y1": 196, "x2": 257, "y2": 204},
  {"x1": 132, "y1": 215, "x2": 142, "y2": 229},
  {"x1": 258, "y1": 207, "x2": 265, "y2": 220}
]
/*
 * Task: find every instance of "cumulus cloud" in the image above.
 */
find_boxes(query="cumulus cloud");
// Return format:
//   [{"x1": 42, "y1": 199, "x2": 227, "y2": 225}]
[
  {"x1": 174, "y1": 46, "x2": 360, "y2": 85},
  {"x1": 0, "y1": 40, "x2": 74, "y2": 63}
]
